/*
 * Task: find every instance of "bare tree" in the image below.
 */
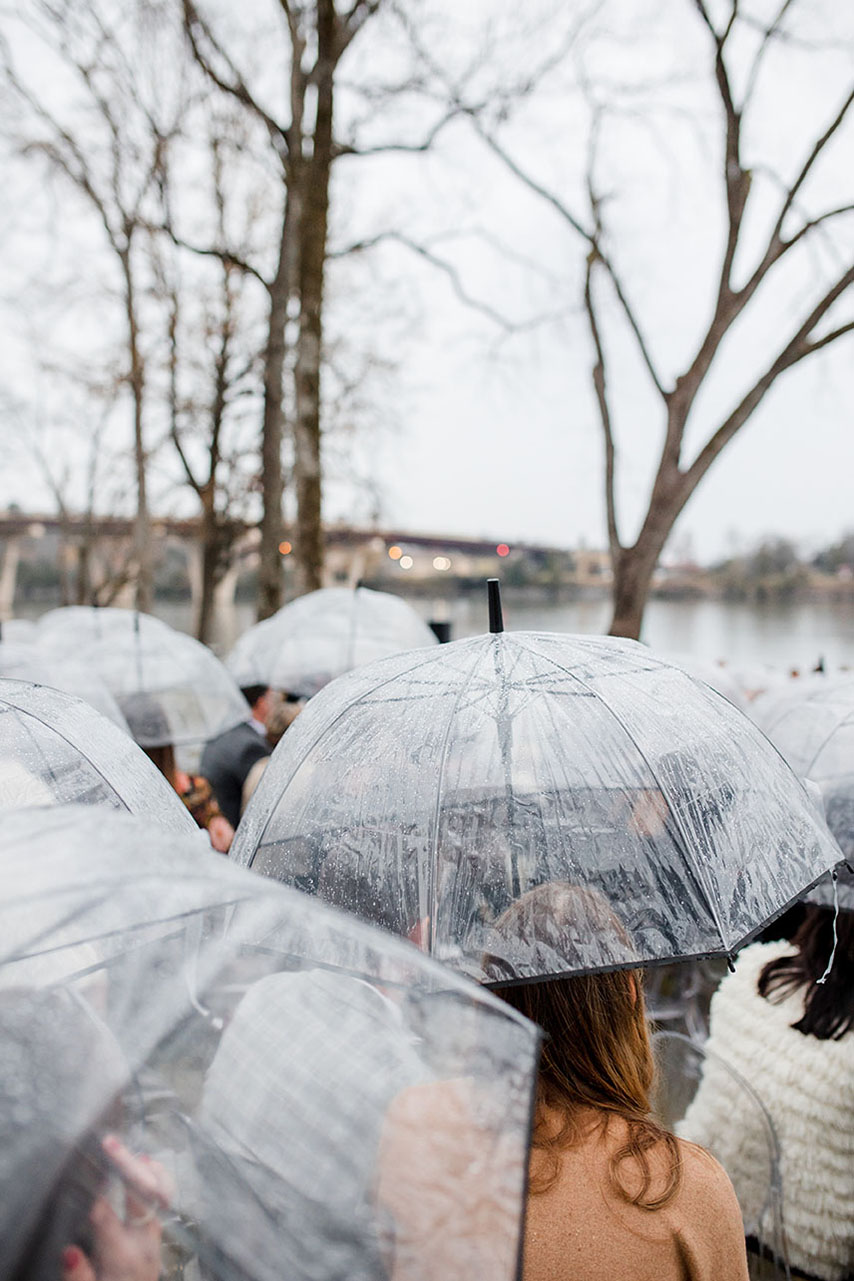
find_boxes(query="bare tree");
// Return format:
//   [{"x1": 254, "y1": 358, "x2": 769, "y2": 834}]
[
  {"x1": 1, "y1": 0, "x2": 188, "y2": 612},
  {"x1": 152, "y1": 119, "x2": 263, "y2": 642},
  {"x1": 181, "y1": 0, "x2": 465, "y2": 613},
  {"x1": 8, "y1": 376, "x2": 140, "y2": 606},
  {"x1": 423, "y1": 0, "x2": 854, "y2": 637},
  {"x1": 179, "y1": 0, "x2": 394, "y2": 612}
]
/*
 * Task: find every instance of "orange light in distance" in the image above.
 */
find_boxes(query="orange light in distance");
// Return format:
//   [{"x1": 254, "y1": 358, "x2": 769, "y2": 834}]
[
  {"x1": 278, "y1": 541, "x2": 292, "y2": 555},
  {"x1": 388, "y1": 545, "x2": 403, "y2": 560},
  {"x1": 496, "y1": 543, "x2": 510, "y2": 557}
]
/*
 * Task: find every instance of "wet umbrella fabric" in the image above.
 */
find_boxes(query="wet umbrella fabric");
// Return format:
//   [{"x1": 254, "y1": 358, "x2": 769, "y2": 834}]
[
  {"x1": 751, "y1": 677, "x2": 854, "y2": 784},
  {"x1": 0, "y1": 618, "x2": 38, "y2": 643},
  {"x1": 655, "y1": 651, "x2": 746, "y2": 709},
  {"x1": 804, "y1": 775, "x2": 854, "y2": 912},
  {"x1": 232, "y1": 631, "x2": 840, "y2": 985},
  {"x1": 0, "y1": 641, "x2": 130, "y2": 731},
  {"x1": 0, "y1": 679, "x2": 194, "y2": 830},
  {"x1": 84, "y1": 624, "x2": 250, "y2": 749},
  {"x1": 0, "y1": 805, "x2": 538, "y2": 1281},
  {"x1": 226, "y1": 586, "x2": 439, "y2": 696},
  {"x1": 36, "y1": 605, "x2": 173, "y2": 650}
]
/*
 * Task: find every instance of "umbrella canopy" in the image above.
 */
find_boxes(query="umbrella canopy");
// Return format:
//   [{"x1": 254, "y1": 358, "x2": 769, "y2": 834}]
[
  {"x1": 226, "y1": 586, "x2": 439, "y2": 696},
  {"x1": 36, "y1": 605, "x2": 173, "y2": 650},
  {"x1": 0, "y1": 805, "x2": 538, "y2": 1281},
  {"x1": 804, "y1": 775, "x2": 854, "y2": 912},
  {"x1": 232, "y1": 630, "x2": 839, "y2": 984},
  {"x1": 656, "y1": 651, "x2": 746, "y2": 708},
  {"x1": 750, "y1": 676, "x2": 854, "y2": 783},
  {"x1": 0, "y1": 641, "x2": 130, "y2": 731},
  {"x1": 0, "y1": 618, "x2": 38, "y2": 643},
  {"x1": 84, "y1": 625, "x2": 250, "y2": 749},
  {"x1": 0, "y1": 679, "x2": 194, "y2": 830}
]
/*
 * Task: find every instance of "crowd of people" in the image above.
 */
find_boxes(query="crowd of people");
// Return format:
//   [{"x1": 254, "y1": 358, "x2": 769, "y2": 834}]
[{"x1": 1, "y1": 602, "x2": 853, "y2": 1281}]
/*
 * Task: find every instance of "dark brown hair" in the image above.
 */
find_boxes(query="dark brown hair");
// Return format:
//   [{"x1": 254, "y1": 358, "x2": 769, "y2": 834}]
[
  {"x1": 487, "y1": 883, "x2": 681, "y2": 1210},
  {"x1": 143, "y1": 742, "x2": 177, "y2": 788},
  {"x1": 758, "y1": 905, "x2": 854, "y2": 1040}
]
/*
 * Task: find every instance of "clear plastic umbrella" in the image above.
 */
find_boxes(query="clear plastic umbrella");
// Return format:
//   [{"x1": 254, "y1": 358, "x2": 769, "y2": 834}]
[
  {"x1": 805, "y1": 776, "x2": 854, "y2": 912},
  {"x1": 226, "y1": 586, "x2": 439, "y2": 696},
  {"x1": 656, "y1": 651, "x2": 746, "y2": 709},
  {"x1": 233, "y1": 622, "x2": 839, "y2": 985},
  {"x1": 84, "y1": 625, "x2": 250, "y2": 749},
  {"x1": 36, "y1": 605, "x2": 174, "y2": 650},
  {"x1": 0, "y1": 679, "x2": 195, "y2": 830},
  {"x1": 751, "y1": 676, "x2": 854, "y2": 783},
  {"x1": 0, "y1": 641, "x2": 130, "y2": 731},
  {"x1": 0, "y1": 618, "x2": 38, "y2": 643},
  {"x1": 0, "y1": 804, "x2": 538, "y2": 1281}
]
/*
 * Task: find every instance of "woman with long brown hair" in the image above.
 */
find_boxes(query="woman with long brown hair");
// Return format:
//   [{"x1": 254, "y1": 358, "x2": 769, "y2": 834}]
[{"x1": 485, "y1": 883, "x2": 748, "y2": 1281}]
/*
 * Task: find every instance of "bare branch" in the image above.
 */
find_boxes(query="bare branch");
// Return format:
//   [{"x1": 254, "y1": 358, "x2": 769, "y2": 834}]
[
  {"x1": 468, "y1": 112, "x2": 593, "y2": 243},
  {"x1": 582, "y1": 108, "x2": 668, "y2": 401},
  {"x1": 694, "y1": 0, "x2": 752, "y2": 297},
  {"x1": 182, "y1": 0, "x2": 288, "y2": 160},
  {"x1": 782, "y1": 203, "x2": 854, "y2": 251},
  {"x1": 152, "y1": 221, "x2": 269, "y2": 287},
  {"x1": 338, "y1": 0, "x2": 385, "y2": 55},
  {"x1": 801, "y1": 318, "x2": 854, "y2": 356},
  {"x1": 684, "y1": 264, "x2": 854, "y2": 488},
  {"x1": 741, "y1": 0, "x2": 796, "y2": 110},
  {"x1": 772, "y1": 86, "x2": 854, "y2": 240},
  {"x1": 331, "y1": 230, "x2": 520, "y2": 330},
  {"x1": 334, "y1": 106, "x2": 461, "y2": 157},
  {"x1": 584, "y1": 251, "x2": 621, "y2": 558}
]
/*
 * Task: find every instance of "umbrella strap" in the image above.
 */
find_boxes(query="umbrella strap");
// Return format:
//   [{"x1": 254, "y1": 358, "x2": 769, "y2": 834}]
[{"x1": 817, "y1": 869, "x2": 839, "y2": 986}]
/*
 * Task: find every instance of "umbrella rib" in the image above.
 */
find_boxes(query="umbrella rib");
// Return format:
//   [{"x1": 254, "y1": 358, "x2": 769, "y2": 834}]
[
  {"x1": 514, "y1": 635, "x2": 733, "y2": 956},
  {"x1": 426, "y1": 643, "x2": 490, "y2": 957},
  {"x1": 249, "y1": 645, "x2": 476, "y2": 852},
  {"x1": 801, "y1": 705, "x2": 854, "y2": 779}
]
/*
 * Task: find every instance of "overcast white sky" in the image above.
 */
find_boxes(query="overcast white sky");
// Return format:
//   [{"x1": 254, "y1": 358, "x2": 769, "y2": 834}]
[{"x1": 2, "y1": 0, "x2": 853, "y2": 563}]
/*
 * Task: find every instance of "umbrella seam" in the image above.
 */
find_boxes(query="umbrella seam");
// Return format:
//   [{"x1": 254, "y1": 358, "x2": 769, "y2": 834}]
[
  {"x1": 513, "y1": 634, "x2": 735, "y2": 955},
  {"x1": 244, "y1": 640, "x2": 483, "y2": 860},
  {"x1": 426, "y1": 640, "x2": 492, "y2": 957}
]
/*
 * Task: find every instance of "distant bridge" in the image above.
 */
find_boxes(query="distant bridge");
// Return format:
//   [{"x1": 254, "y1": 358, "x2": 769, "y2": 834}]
[{"x1": 0, "y1": 511, "x2": 610, "y2": 616}]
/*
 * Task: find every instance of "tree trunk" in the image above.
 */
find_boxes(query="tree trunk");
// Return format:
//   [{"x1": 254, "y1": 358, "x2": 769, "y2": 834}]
[
  {"x1": 257, "y1": 209, "x2": 295, "y2": 620},
  {"x1": 608, "y1": 545, "x2": 662, "y2": 640},
  {"x1": 122, "y1": 248, "x2": 153, "y2": 614},
  {"x1": 195, "y1": 492, "x2": 220, "y2": 642},
  {"x1": 608, "y1": 460, "x2": 686, "y2": 639},
  {"x1": 292, "y1": 1, "x2": 335, "y2": 597}
]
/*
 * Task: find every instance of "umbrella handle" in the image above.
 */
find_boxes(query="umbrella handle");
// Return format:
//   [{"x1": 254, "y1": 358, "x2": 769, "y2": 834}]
[{"x1": 487, "y1": 579, "x2": 504, "y2": 634}]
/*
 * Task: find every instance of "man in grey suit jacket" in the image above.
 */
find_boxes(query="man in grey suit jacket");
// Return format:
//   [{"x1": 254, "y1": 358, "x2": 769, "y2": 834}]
[{"x1": 201, "y1": 685, "x2": 273, "y2": 827}]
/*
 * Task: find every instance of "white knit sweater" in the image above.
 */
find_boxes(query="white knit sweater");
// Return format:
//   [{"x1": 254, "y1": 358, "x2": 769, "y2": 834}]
[{"x1": 678, "y1": 942, "x2": 854, "y2": 1281}]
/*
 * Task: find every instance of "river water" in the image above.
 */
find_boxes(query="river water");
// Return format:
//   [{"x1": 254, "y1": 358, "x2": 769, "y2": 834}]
[{"x1": 147, "y1": 593, "x2": 854, "y2": 674}]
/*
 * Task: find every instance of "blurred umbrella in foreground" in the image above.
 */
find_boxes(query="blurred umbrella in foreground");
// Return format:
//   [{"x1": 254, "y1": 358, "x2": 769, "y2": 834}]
[
  {"x1": 0, "y1": 805, "x2": 538, "y2": 1281},
  {"x1": 226, "y1": 585, "x2": 438, "y2": 697},
  {"x1": 0, "y1": 679, "x2": 194, "y2": 830},
  {"x1": 0, "y1": 641, "x2": 130, "y2": 731},
  {"x1": 233, "y1": 607, "x2": 838, "y2": 985}
]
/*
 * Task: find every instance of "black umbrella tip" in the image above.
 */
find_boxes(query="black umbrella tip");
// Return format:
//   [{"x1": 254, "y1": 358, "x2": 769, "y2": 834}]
[{"x1": 487, "y1": 578, "x2": 504, "y2": 634}]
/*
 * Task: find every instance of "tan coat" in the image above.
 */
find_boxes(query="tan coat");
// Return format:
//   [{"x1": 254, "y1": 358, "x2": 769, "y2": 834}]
[{"x1": 522, "y1": 1109, "x2": 750, "y2": 1281}]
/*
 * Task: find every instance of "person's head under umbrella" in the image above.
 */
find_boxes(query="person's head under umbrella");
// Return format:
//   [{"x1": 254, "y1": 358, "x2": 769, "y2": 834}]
[
  {"x1": 120, "y1": 694, "x2": 233, "y2": 853},
  {"x1": 481, "y1": 881, "x2": 750, "y2": 1281}
]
